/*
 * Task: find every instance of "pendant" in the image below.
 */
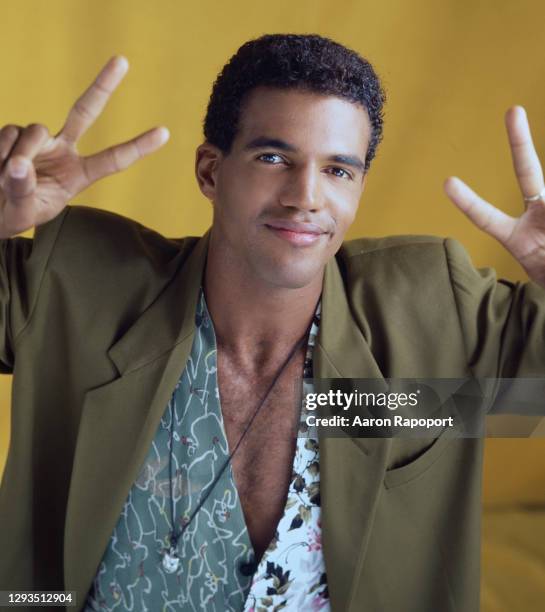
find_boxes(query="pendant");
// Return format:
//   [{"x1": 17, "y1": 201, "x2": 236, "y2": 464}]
[{"x1": 161, "y1": 546, "x2": 180, "y2": 573}]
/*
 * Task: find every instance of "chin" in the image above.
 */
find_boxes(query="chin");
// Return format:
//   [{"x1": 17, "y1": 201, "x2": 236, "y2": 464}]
[{"x1": 253, "y1": 261, "x2": 324, "y2": 290}]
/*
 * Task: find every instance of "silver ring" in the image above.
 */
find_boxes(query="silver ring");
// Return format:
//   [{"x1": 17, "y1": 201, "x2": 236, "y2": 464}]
[{"x1": 523, "y1": 187, "x2": 545, "y2": 203}]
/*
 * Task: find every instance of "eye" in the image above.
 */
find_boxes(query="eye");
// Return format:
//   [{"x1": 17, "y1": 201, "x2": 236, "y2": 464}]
[
  {"x1": 257, "y1": 153, "x2": 285, "y2": 164},
  {"x1": 327, "y1": 167, "x2": 352, "y2": 180}
]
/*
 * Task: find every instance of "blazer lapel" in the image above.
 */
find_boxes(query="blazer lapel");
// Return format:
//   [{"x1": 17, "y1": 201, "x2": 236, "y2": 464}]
[
  {"x1": 63, "y1": 233, "x2": 210, "y2": 606},
  {"x1": 316, "y1": 254, "x2": 391, "y2": 612}
]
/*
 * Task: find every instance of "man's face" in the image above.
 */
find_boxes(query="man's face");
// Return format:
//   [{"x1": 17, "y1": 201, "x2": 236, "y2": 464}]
[{"x1": 197, "y1": 86, "x2": 371, "y2": 289}]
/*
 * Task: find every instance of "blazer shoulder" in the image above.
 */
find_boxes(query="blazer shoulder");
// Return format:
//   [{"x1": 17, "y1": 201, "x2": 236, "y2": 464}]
[
  {"x1": 340, "y1": 234, "x2": 445, "y2": 258},
  {"x1": 338, "y1": 234, "x2": 450, "y2": 277},
  {"x1": 33, "y1": 205, "x2": 201, "y2": 322},
  {"x1": 44, "y1": 204, "x2": 197, "y2": 262},
  {"x1": 337, "y1": 234, "x2": 481, "y2": 300},
  {"x1": 36, "y1": 204, "x2": 202, "y2": 281}
]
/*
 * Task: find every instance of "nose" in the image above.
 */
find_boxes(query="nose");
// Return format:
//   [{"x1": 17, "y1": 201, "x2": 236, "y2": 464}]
[{"x1": 278, "y1": 164, "x2": 324, "y2": 212}]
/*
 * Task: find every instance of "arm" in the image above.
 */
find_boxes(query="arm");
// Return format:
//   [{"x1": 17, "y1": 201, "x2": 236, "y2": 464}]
[
  {"x1": 0, "y1": 55, "x2": 169, "y2": 371},
  {"x1": 445, "y1": 236, "x2": 545, "y2": 379},
  {"x1": 0, "y1": 213, "x2": 67, "y2": 372},
  {"x1": 443, "y1": 106, "x2": 545, "y2": 420},
  {"x1": 442, "y1": 236, "x2": 545, "y2": 430}
]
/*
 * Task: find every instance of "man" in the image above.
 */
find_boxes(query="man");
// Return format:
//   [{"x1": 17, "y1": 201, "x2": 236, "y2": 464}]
[{"x1": 0, "y1": 34, "x2": 544, "y2": 611}]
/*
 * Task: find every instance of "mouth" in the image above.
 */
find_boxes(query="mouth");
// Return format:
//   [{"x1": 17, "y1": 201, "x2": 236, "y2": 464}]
[{"x1": 264, "y1": 220, "x2": 328, "y2": 247}]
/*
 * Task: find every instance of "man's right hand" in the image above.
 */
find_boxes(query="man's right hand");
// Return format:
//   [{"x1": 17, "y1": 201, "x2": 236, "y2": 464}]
[{"x1": 0, "y1": 55, "x2": 169, "y2": 238}]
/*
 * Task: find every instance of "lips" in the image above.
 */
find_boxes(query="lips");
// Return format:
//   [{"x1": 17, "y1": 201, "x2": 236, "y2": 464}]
[
  {"x1": 264, "y1": 219, "x2": 327, "y2": 246},
  {"x1": 265, "y1": 219, "x2": 326, "y2": 235}
]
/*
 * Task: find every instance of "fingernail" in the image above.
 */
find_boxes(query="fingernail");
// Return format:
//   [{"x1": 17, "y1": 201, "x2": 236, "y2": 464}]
[
  {"x1": 158, "y1": 127, "x2": 170, "y2": 144},
  {"x1": 115, "y1": 55, "x2": 129, "y2": 73},
  {"x1": 9, "y1": 158, "x2": 29, "y2": 179}
]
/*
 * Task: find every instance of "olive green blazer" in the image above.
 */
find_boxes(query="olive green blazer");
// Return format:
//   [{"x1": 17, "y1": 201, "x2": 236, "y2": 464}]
[{"x1": 1, "y1": 205, "x2": 544, "y2": 611}]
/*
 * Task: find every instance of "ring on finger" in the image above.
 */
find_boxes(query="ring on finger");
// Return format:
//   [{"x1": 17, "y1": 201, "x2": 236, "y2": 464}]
[{"x1": 524, "y1": 187, "x2": 545, "y2": 204}]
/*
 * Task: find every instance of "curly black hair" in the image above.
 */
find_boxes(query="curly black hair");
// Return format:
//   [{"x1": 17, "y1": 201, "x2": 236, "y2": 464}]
[{"x1": 203, "y1": 33, "x2": 386, "y2": 172}]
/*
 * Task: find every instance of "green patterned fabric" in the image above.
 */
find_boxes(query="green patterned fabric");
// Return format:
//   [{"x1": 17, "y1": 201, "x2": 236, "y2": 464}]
[{"x1": 84, "y1": 290, "x2": 255, "y2": 611}]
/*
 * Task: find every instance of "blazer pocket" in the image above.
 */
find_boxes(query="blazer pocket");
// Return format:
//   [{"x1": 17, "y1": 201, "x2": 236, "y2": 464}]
[{"x1": 383, "y1": 430, "x2": 454, "y2": 489}]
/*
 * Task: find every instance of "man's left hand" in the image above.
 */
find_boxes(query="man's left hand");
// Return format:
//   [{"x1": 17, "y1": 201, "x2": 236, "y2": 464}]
[{"x1": 444, "y1": 106, "x2": 545, "y2": 288}]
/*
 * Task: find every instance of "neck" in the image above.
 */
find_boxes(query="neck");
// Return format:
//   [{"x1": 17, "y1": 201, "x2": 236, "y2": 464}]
[{"x1": 203, "y1": 239, "x2": 322, "y2": 368}]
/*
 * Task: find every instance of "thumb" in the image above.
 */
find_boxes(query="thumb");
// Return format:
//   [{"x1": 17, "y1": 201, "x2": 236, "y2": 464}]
[{"x1": 4, "y1": 156, "x2": 37, "y2": 206}]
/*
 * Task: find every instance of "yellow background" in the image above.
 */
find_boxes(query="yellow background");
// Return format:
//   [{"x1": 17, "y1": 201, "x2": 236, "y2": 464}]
[{"x1": 1, "y1": 1, "x2": 545, "y2": 609}]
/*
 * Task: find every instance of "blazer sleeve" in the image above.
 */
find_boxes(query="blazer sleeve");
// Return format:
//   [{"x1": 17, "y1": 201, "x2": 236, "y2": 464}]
[
  {"x1": 444, "y1": 237, "x2": 545, "y2": 378},
  {"x1": 0, "y1": 209, "x2": 68, "y2": 373}
]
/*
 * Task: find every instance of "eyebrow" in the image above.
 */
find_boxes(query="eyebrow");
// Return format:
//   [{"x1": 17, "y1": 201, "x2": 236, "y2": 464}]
[{"x1": 243, "y1": 136, "x2": 366, "y2": 173}]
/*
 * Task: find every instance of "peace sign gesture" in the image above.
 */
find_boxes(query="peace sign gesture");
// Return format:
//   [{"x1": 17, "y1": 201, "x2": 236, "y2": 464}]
[
  {"x1": 0, "y1": 56, "x2": 169, "y2": 238},
  {"x1": 444, "y1": 106, "x2": 545, "y2": 287}
]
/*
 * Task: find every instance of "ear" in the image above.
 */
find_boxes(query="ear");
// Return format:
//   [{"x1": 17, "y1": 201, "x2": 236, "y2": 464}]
[{"x1": 195, "y1": 142, "x2": 223, "y2": 200}]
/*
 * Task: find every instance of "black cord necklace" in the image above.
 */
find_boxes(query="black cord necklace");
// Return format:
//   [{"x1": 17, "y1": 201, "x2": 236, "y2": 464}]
[{"x1": 161, "y1": 325, "x2": 310, "y2": 573}]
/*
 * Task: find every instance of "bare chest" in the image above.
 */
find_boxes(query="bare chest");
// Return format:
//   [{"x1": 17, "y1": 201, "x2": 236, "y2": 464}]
[{"x1": 217, "y1": 351, "x2": 305, "y2": 558}]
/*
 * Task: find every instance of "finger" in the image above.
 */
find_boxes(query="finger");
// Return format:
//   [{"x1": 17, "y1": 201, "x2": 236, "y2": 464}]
[
  {"x1": 0, "y1": 125, "x2": 22, "y2": 167},
  {"x1": 83, "y1": 126, "x2": 169, "y2": 184},
  {"x1": 10, "y1": 124, "x2": 52, "y2": 161},
  {"x1": 58, "y1": 55, "x2": 129, "y2": 144},
  {"x1": 505, "y1": 106, "x2": 545, "y2": 201},
  {"x1": 444, "y1": 176, "x2": 516, "y2": 244},
  {"x1": 2, "y1": 156, "x2": 37, "y2": 209}
]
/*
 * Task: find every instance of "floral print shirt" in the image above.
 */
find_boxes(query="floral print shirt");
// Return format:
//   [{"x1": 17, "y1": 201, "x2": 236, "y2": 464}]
[{"x1": 84, "y1": 290, "x2": 328, "y2": 611}]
